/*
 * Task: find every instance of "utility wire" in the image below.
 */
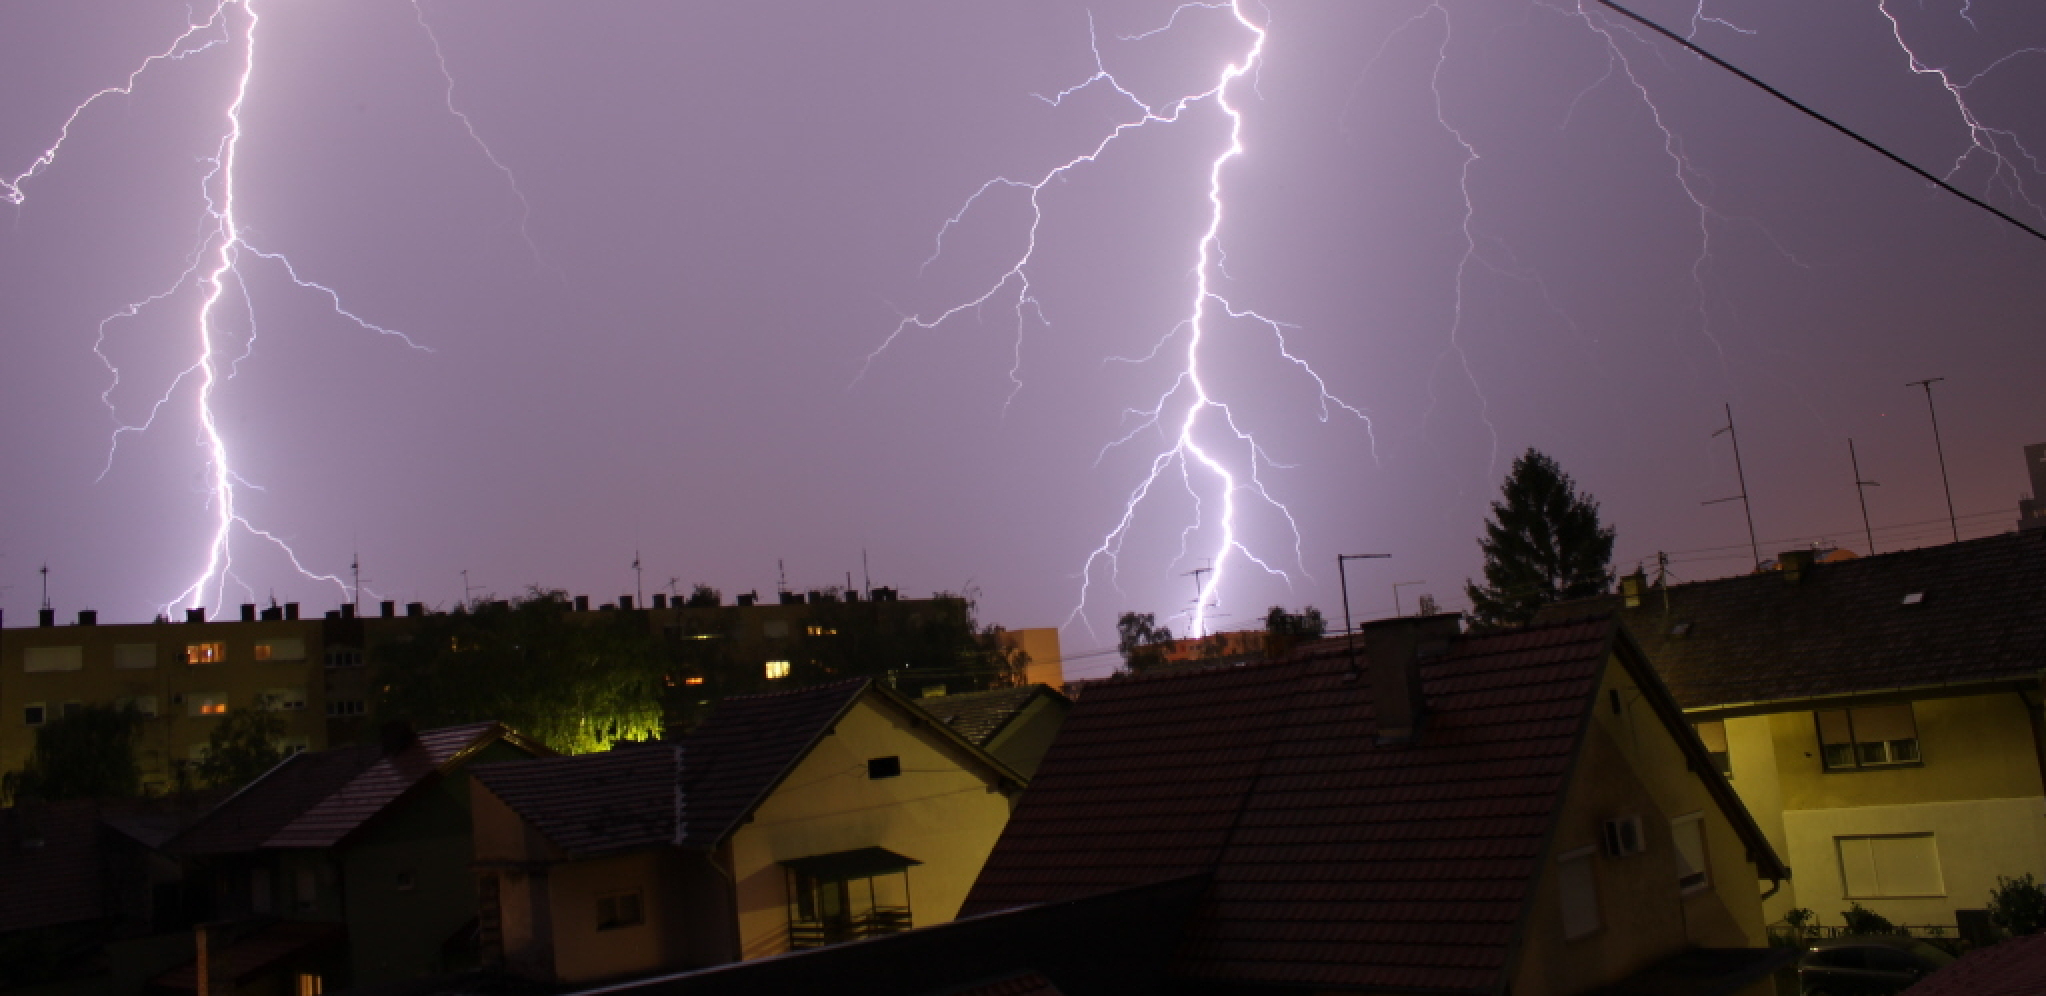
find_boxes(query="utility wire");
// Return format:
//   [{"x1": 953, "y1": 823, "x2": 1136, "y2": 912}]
[{"x1": 1598, "y1": 0, "x2": 2046, "y2": 245}]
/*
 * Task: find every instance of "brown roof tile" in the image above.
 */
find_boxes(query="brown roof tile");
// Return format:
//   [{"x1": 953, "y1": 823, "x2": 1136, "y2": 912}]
[
  {"x1": 469, "y1": 745, "x2": 680, "y2": 858},
  {"x1": 961, "y1": 618, "x2": 1619, "y2": 992},
  {"x1": 169, "y1": 746, "x2": 380, "y2": 855},
  {"x1": 1901, "y1": 932, "x2": 2046, "y2": 996},
  {"x1": 1540, "y1": 531, "x2": 2046, "y2": 709},
  {"x1": 675, "y1": 678, "x2": 868, "y2": 849},
  {"x1": 915, "y1": 686, "x2": 1059, "y2": 746},
  {"x1": 0, "y1": 798, "x2": 108, "y2": 932}
]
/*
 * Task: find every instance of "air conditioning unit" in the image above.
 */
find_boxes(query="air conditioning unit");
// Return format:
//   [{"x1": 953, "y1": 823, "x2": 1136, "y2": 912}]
[{"x1": 1602, "y1": 815, "x2": 1645, "y2": 857}]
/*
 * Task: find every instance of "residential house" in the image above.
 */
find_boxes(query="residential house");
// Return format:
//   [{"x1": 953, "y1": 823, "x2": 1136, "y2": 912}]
[
  {"x1": 467, "y1": 677, "x2": 1028, "y2": 987},
  {"x1": 913, "y1": 684, "x2": 1070, "y2": 778},
  {"x1": 570, "y1": 614, "x2": 1792, "y2": 996},
  {"x1": 159, "y1": 721, "x2": 549, "y2": 994},
  {"x1": 1540, "y1": 531, "x2": 2046, "y2": 932}
]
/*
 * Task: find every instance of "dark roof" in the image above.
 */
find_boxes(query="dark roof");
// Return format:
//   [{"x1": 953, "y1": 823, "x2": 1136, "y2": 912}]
[
  {"x1": 170, "y1": 746, "x2": 381, "y2": 855},
  {"x1": 1901, "y1": 931, "x2": 2046, "y2": 996},
  {"x1": 150, "y1": 920, "x2": 347, "y2": 991},
  {"x1": 568, "y1": 875, "x2": 1205, "y2": 996},
  {"x1": 473, "y1": 680, "x2": 869, "y2": 857},
  {"x1": 674, "y1": 678, "x2": 874, "y2": 849},
  {"x1": 1582, "y1": 946, "x2": 1798, "y2": 996},
  {"x1": 268, "y1": 722, "x2": 520, "y2": 849},
  {"x1": 469, "y1": 746, "x2": 681, "y2": 859},
  {"x1": 916, "y1": 686, "x2": 1063, "y2": 747},
  {"x1": 1539, "y1": 531, "x2": 2046, "y2": 710},
  {"x1": 0, "y1": 799, "x2": 107, "y2": 933},
  {"x1": 961, "y1": 616, "x2": 1779, "y2": 994}
]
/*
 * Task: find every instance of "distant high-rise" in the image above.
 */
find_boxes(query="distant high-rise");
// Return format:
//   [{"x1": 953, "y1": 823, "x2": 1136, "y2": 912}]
[{"x1": 2020, "y1": 442, "x2": 2046, "y2": 532}]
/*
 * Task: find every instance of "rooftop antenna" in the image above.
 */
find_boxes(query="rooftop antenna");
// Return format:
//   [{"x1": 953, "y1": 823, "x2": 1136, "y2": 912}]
[
  {"x1": 351, "y1": 553, "x2": 361, "y2": 613},
  {"x1": 1392, "y1": 581, "x2": 1427, "y2": 617},
  {"x1": 632, "y1": 550, "x2": 643, "y2": 605},
  {"x1": 862, "y1": 549, "x2": 871, "y2": 597},
  {"x1": 1336, "y1": 553, "x2": 1390, "y2": 675},
  {"x1": 39, "y1": 563, "x2": 50, "y2": 611},
  {"x1": 461, "y1": 569, "x2": 479, "y2": 607},
  {"x1": 1849, "y1": 439, "x2": 1881, "y2": 556},
  {"x1": 777, "y1": 559, "x2": 787, "y2": 594},
  {"x1": 667, "y1": 577, "x2": 681, "y2": 600},
  {"x1": 1906, "y1": 378, "x2": 1960, "y2": 543},
  {"x1": 1703, "y1": 403, "x2": 1762, "y2": 571}
]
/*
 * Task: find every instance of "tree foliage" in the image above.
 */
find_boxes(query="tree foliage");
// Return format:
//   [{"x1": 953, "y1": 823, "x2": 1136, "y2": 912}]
[
  {"x1": 1464, "y1": 448, "x2": 1615, "y2": 629},
  {"x1": 0, "y1": 704, "x2": 143, "y2": 805},
  {"x1": 374, "y1": 589, "x2": 666, "y2": 754},
  {"x1": 195, "y1": 706, "x2": 288, "y2": 790},
  {"x1": 1263, "y1": 605, "x2": 1326, "y2": 659},
  {"x1": 1989, "y1": 873, "x2": 2046, "y2": 937},
  {"x1": 1117, "y1": 612, "x2": 1174, "y2": 674}
]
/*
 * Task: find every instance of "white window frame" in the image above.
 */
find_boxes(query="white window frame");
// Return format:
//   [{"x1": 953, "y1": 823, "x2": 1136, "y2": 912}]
[{"x1": 1672, "y1": 812, "x2": 1710, "y2": 895}]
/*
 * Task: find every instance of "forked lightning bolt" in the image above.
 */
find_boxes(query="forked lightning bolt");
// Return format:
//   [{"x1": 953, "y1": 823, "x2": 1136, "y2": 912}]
[
  {"x1": 868, "y1": 2, "x2": 1369, "y2": 639},
  {"x1": 9, "y1": 1, "x2": 521, "y2": 617},
  {"x1": 1876, "y1": 0, "x2": 2046, "y2": 224}
]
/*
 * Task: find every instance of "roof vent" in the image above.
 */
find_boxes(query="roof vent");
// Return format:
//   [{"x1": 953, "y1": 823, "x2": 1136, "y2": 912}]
[
  {"x1": 1902, "y1": 592, "x2": 1925, "y2": 606},
  {"x1": 1778, "y1": 549, "x2": 1815, "y2": 583}
]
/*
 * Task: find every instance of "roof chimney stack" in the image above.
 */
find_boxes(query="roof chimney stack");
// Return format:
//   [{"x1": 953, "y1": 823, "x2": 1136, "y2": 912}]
[
  {"x1": 241, "y1": 604, "x2": 257, "y2": 622},
  {"x1": 77, "y1": 609, "x2": 97, "y2": 626},
  {"x1": 38, "y1": 608, "x2": 54, "y2": 628},
  {"x1": 1778, "y1": 549, "x2": 1815, "y2": 584},
  {"x1": 1362, "y1": 613, "x2": 1460, "y2": 746},
  {"x1": 186, "y1": 607, "x2": 206, "y2": 624},
  {"x1": 284, "y1": 602, "x2": 299, "y2": 621}
]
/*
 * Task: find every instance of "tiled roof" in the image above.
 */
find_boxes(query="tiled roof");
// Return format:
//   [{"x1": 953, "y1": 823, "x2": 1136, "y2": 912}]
[
  {"x1": 470, "y1": 746, "x2": 680, "y2": 859},
  {"x1": 1901, "y1": 932, "x2": 2046, "y2": 996},
  {"x1": 961, "y1": 618, "x2": 1624, "y2": 993},
  {"x1": 916, "y1": 686, "x2": 1057, "y2": 746},
  {"x1": 267, "y1": 722, "x2": 508, "y2": 849},
  {"x1": 169, "y1": 745, "x2": 381, "y2": 855},
  {"x1": 1538, "y1": 531, "x2": 2046, "y2": 710},
  {"x1": 675, "y1": 678, "x2": 869, "y2": 849},
  {"x1": 473, "y1": 680, "x2": 870, "y2": 856},
  {"x1": 0, "y1": 799, "x2": 108, "y2": 932}
]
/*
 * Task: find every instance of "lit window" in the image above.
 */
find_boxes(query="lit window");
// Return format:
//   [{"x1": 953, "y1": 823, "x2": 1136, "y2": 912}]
[
  {"x1": 185, "y1": 642, "x2": 225, "y2": 665},
  {"x1": 765, "y1": 659, "x2": 791, "y2": 681},
  {"x1": 24, "y1": 703, "x2": 47, "y2": 727},
  {"x1": 1672, "y1": 813, "x2": 1709, "y2": 893},
  {"x1": 1693, "y1": 720, "x2": 1732, "y2": 778},
  {"x1": 1817, "y1": 704, "x2": 1920, "y2": 770},
  {"x1": 254, "y1": 638, "x2": 305, "y2": 661},
  {"x1": 1838, "y1": 834, "x2": 1945, "y2": 898},
  {"x1": 806, "y1": 625, "x2": 837, "y2": 636},
  {"x1": 188, "y1": 693, "x2": 228, "y2": 717},
  {"x1": 596, "y1": 890, "x2": 644, "y2": 930},
  {"x1": 23, "y1": 646, "x2": 83, "y2": 672},
  {"x1": 684, "y1": 676, "x2": 704, "y2": 685},
  {"x1": 296, "y1": 974, "x2": 323, "y2": 996},
  {"x1": 1556, "y1": 846, "x2": 1600, "y2": 939}
]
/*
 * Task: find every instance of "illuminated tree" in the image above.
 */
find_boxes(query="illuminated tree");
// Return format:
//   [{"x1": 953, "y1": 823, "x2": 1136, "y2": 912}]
[{"x1": 1464, "y1": 448, "x2": 1615, "y2": 629}]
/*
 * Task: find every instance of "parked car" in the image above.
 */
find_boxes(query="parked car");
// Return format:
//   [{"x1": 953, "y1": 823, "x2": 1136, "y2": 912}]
[{"x1": 1798, "y1": 936, "x2": 1956, "y2": 995}]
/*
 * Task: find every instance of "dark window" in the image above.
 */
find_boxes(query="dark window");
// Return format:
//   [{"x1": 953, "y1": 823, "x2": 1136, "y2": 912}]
[
  {"x1": 867, "y1": 756, "x2": 902, "y2": 779},
  {"x1": 596, "y1": 890, "x2": 643, "y2": 930},
  {"x1": 24, "y1": 704, "x2": 46, "y2": 726},
  {"x1": 1817, "y1": 705, "x2": 1920, "y2": 771}
]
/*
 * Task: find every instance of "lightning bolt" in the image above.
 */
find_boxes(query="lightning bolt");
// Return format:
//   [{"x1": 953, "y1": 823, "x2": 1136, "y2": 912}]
[
  {"x1": 11, "y1": 1, "x2": 524, "y2": 617},
  {"x1": 1876, "y1": 0, "x2": 2046, "y2": 224},
  {"x1": 866, "y1": 2, "x2": 1369, "y2": 640}
]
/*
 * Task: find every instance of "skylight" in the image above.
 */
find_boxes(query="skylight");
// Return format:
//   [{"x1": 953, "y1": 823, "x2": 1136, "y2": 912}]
[{"x1": 1901, "y1": 592, "x2": 1925, "y2": 606}]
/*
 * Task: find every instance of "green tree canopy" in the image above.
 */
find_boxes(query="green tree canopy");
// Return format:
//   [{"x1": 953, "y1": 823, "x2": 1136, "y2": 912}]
[
  {"x1": 1117, "y1": 611, "x2": 1174, "y2": 674},
  {"x1": 1263, "y1": 605, "x2": 1326, "y2": 659},
  {"x1": 194, "y1": 706, "x2": 289, "y2": 790},
  {"x1": 1, "y1": 704, "x2": 143, "y2": 805},
  {"x1": 1464, "y1": 448, "x2": 1616, "y2": 629},
  {"x1": 374, "y1": 589, "x2": 665, "y2": 754}
]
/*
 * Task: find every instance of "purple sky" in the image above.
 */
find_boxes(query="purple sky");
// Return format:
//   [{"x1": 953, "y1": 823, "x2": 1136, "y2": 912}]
[{"x1": 3, "y1": 1, "x2": 2043, "y2": 679}]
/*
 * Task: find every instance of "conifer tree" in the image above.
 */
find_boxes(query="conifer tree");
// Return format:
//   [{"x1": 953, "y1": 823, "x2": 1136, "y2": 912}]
[{"x1": 1464, "y1": 448, "x2": 1615, "y2": 629}]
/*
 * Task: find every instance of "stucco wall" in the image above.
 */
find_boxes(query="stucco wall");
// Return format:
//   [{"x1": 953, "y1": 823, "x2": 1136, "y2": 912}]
[
  {"x1": 728, "y1": 694, "x2": 1017, "y2": 960},
  {"x1": 1780, "y1": 796, "x2": 2046, "y2": 928}
]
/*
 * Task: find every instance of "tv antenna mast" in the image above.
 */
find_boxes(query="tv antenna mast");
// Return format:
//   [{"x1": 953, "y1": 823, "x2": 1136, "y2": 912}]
[{"x1": 1703, "y1": 403, "x2": 1762, "y2": 571}]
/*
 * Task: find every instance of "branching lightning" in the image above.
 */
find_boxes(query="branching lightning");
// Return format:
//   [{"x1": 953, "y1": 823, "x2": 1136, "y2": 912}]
[
  {"x1": 10, "y1": 0, "x2": 524, "y2": 617},
  {"x1": 1876, "y1": 0, "x2": 2046, "y2": 224},
  {"x1": 867, "y1": 2, "x2": 1370, "y2": 639}
]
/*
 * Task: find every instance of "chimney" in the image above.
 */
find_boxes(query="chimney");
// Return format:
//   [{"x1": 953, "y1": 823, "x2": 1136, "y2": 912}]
[
  {"x1": 406, "y1": 602, "x2": 425, "y2": 618},
  {"x1": 186, "y1": 607, "x2": 206, "y2": 624},
  {"x1": 379, "y1": 600, "x2": 395, "y2": 619},
  {"x1": 736, "y1": 591, "x2": 758, "y2": 607},
  {"x1": 650, "y1": 593, "x2": 667, "y2": 609},
  {"x1": 1361, "y1": 613, "x2": 1461, "y2": 746},
  {"x1": 379, "y1": 720, "x2": 417, "y2": 756},
  {"x1": 619, "y1": 595, "x2": 635, "y2": 611},
  {"x1": 261, "y1": 605, "x2": 281, "y2": 621},
  {"x1": 39, "y1": 608, "x2": 54, "y2": 628},
  {"x1": 284, "y1": 602, "x2": 300, "y2": 621},
  {"x1": 240, "y1": 604, "x2": 257, "y2": 622},
  {"x1": 340, "y1": 603, "x2": 355, "y2": 620},
  {"x1": 1619, "y1": 569, "x2": 1647, "y2": 608},
  {"x1": 574, "y1": 595, "x2": 590, "y2": 612},
  {"x1": 77, "y1": 609, "x2": 97, "y2": 626},
  {"x1": 1778, "y1": 549, "x2": 1815, "y2": 584}
]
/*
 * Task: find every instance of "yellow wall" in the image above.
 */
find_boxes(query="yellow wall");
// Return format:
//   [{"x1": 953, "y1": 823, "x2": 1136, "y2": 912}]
[
  {"x1": 999, "y1": 628, "x2": 1063, "y2": 689},
  {"x1": 1, "y1": 618, "x2": 339, "y2": 790},
  {"x1": 727, "y1": 693, "x2": 1018, "y2": 960},
  {"x1": 1513, "y1": 656, "x2": 1771, "y2": 996},
  {"x1": 1708, "y1": 690, "x2": 2046, "y2": 929},
  {"x1": 545, "y1": 851, "x2": 672, "y2": 986}
]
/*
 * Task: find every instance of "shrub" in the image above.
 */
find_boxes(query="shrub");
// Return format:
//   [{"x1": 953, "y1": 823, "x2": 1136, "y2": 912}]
[
  {"x1": 1842, "y1": 902, "x2": 1896, "y2": 935},
  {"x1": 1988, "y1": 873, "x2": 2046, "y2": 937}
]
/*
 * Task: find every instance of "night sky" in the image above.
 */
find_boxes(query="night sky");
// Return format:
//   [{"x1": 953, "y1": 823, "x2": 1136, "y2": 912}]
[{"x1": 3, "y1": 1, "x2": 2043, "y2": 679}]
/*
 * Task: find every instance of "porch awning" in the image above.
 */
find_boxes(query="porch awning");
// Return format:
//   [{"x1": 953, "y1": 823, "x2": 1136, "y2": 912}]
[{"x1": 780, "y1": 846, "x2": 921, "y2": 881}]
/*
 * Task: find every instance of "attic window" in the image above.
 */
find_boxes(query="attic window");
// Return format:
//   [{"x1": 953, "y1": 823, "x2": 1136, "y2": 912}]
[
  {"x1": 867, "y1": 756, "x2": 902, "y2": 779},
  {"x1": 1901, "y1": 592, "x2": 1925, "y2": 606}
]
